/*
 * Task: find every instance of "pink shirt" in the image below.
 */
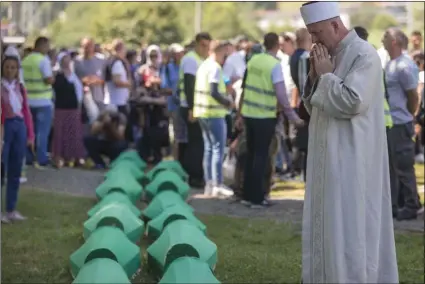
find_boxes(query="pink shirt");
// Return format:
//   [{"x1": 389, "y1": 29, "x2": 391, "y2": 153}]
[{"x1": 1, "y1": 79, "x2": 35, "y2": 142}]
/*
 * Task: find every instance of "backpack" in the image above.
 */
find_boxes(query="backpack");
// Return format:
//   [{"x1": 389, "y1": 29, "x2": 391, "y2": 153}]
[{"x1": 104, "y1": 57, "x2": 129, "y2": 82}]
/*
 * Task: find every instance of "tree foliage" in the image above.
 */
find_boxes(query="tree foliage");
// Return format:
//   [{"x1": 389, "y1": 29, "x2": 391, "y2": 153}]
[
  {"x1": 371, "y1": 13, "x2": 399, "y2": 31},
  {"x1": 44, "y1": 2, "x2": 262, "y2": 47}
]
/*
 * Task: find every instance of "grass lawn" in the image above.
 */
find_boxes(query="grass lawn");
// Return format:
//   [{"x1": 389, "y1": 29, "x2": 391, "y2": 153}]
[
  {"x1": 271, "y1": 164, "x2": 425, "y2": 203},
  {"x1": 1, "y1": 189, "x2": 424, "y2": 283}
]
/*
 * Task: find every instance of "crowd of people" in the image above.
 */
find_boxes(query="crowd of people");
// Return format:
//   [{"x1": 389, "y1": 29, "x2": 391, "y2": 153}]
[{"x1": 0, "y1": 24, "x2": 423, "y2": 222}]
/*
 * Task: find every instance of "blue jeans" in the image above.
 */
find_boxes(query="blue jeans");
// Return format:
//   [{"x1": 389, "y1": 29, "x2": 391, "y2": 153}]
[
  {"x1": 26, "y1": 105, "x2": 53, "y2": 165},
  {"x1": 198, "y1": 118, "x2": 227, "y2": 186},
  {"x1": 2, "y1": 118, "x2": 27, "y2": 212}
]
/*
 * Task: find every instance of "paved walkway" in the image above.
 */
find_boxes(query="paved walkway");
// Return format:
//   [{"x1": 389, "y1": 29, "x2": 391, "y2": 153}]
[{"x1": 25, "y1": 167, "x2": 424, "y2": 232}]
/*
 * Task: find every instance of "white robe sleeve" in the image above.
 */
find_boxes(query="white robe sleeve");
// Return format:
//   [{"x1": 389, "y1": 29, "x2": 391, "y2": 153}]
[{"x1": 308, "y1": 55, "x2": 382, "y2": 119}]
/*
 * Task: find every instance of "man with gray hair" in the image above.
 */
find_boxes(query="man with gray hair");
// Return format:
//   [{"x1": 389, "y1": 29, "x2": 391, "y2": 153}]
[
  {"x1": 299, "y1": 1, "x2": 398, "y2": 283},
  {"x1": 383, "y1": 27, "x2": 422, "y2": 221}
]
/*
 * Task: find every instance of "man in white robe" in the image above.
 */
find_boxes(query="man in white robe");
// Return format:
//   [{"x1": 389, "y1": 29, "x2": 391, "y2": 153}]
[{"x1": 299, "y1": 2, "x2": 398, "y2": 283}]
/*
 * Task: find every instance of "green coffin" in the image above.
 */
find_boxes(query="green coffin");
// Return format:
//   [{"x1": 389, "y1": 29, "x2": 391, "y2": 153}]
[
  {"x1": 87, "y1": 191, "x2": 141, "y2": 218},
  {"x1": 146, "y1": 160, "x2": 188, "y2": 182},
  {"x1": 145, "y1": 170, "x2": 190, "y2": 201},
  {"x1": 72, "y1": 258, "x2": 131, "y2": 284},
  {"x1": 83, "y1": 203, "x2": 145, "y2": 243},
  {"x1": 147, "y1": 204, "x2": 206, "y2": 240},
  {"x1": 105, "y1": 160, "x2": 145, "y2": 184},
  {"x1": 110, "y1": 150, "x2": 146, "y2": 170},
  {"x1": 159, "y1": 257, "x2": 220, "y2": 284},
  {"x1": 147, "y1": 220, "x2": 217, "y2": 276},
  {"x1": 70, "y1": 226, "x2": 141, "y2": 278},
  {"x1": 142, "y1": 190, "x2": 194, "y2": 221},
  {"x1": 95, "y1": 175, "x2": 143, "y2": 204}
]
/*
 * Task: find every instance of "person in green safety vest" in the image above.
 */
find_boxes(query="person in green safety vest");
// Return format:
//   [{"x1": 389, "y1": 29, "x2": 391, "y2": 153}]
[
  {"x1": 177, "y1": 32, "x2": 212, "y2": 188},
  {"x1": 236, "y1": 32, "x2": 304, "y2": 209},
  {"x1": 21, "y1": 36, "x2": 55, "y2": 167},
  {"x1": 193, "y1": 40, "x2": 236, "y2": 196}
]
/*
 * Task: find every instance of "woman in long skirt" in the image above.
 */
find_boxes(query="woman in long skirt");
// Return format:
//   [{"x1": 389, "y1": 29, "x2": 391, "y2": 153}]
[{"x1": 51, "y1": 52, "x2": 85, "y2": 168}]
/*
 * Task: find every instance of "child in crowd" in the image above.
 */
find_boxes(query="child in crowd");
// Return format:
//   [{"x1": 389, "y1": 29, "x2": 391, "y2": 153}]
[{"x1": 1, "y1": 56, "x2": 35, "y2": 223}]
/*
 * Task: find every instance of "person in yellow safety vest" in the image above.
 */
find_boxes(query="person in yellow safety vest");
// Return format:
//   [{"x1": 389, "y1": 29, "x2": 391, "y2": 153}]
[
  {"x1": 21, "y1": 36, "x2": 55, "y2": 167},
  {"x1": 193, "y1": 40, "x2": 236, "y2": 197},
  {"x1": 236, "y1": 32, "x2": 304, "y2": 209},
  {"x1": 177, "y1": 32, "x2": 212, "y2": 187}
]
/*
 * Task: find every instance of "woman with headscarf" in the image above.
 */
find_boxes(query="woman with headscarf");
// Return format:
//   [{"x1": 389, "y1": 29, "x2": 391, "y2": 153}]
[
  {"x1": 51, "y1": 52, "x2": 85, "y2": 168},
  {"x1": 136, "y1": 45, "x2": 169, "y2": 164}
]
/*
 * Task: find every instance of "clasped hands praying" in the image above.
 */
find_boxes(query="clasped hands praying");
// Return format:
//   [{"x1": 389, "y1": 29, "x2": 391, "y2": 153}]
[{"x1": 308, "y1": 43, "x2": 334, "y2": 82}]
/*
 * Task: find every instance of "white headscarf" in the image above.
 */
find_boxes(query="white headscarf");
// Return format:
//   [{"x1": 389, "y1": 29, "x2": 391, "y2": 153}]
[
  {"x1": 55, "y1": 51, "x2": 83, "y2": 102},
  {"x1": 4, "y1": 45, "x2": 25, "y2": 85},
  {"x1": 4, "y1": 45, "x2": 21, "y2": 62},
  {"x1": 146, "y1": 44, "x2": 162, "y2": 67},
  {"x1": 56, "y1": 51, "x2": 70, "y2": 70}
]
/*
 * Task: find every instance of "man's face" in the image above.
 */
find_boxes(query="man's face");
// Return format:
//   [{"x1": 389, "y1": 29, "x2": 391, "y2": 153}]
[
  {"x1": 172, "y1": 51, "x2": 184, "y2": 62},
  {"x1": 81, "y1": 39, "x2": 95, "y2": 56},
  {"x1": 307, "y1": 21, "x2": 337, "y2": 51},
  {"x1": 382, "y1": 32, "x2": 395, "y2": 53},
  {"x1": 411, "y1": 35, "x2": 422, "y2": 49},
  {"x1": 197, "y1": 39, "x2": 211, "y2": 58},
  {"x1": 280, "y1": 37, "x2": 295, "y2": 55}
]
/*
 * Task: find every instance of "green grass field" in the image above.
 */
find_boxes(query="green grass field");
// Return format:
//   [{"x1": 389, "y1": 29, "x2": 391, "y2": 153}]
[{"x1": 1, "y1": 189, "x2": 424, "y2": 283}]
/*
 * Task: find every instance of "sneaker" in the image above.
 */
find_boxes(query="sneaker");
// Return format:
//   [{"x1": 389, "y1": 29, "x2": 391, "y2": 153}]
[
  {"x1": 417, "y1": 206, "x2": 424, "y2": 215},
  {"x1": 1, "y1": 214, "x2": 10, "y2": 224},
  {"x1": 7, "y1": 211, "x2": 27, "y2": 221},
  {"x1": 240, "y1": 200, "x2": 251, "y2": 206},
  {"x1": 212, "y1": 185, "x2": 234, "y2": 197},
  {"x1": 396, "y1": 208, "x2": 417, "y2": 221},
  {"x1": 204, "y1": 183, "x2": 214, "y2": 196},
  {"x1": 20, "y1": 177, "x2": 28, "y2": 184},
  {"x1": 415, "y1": 153, "x2": 424, "y2": 164},
  {"x1": 250, "y1": 199, "x2": 273, "y2": 209}
]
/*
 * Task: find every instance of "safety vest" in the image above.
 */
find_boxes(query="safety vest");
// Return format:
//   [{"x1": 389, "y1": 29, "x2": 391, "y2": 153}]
[
  {"x1": 241, "y1": 53, "x2": 278, "y2": 118},
  {"x1": 21, "y1": 53, "x2": 53, "y2": 101},
  {"x1": 178, "y1": 51, "x2": 203, "y2": 107},
  {"x1": 384, "y1": 99, "x2": 393, "y2": 128},
  {"x1": 193, "y1": 58, "x2": 228, "y2": 118}
]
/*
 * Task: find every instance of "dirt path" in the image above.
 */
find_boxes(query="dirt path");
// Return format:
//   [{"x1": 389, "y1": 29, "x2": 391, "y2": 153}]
[{"x1": 25, "y1": 167, "x2": 423, "y2": 232}]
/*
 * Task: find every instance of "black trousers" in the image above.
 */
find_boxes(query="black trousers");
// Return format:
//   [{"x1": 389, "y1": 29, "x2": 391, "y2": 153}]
[
  {"x1": 179, "y1": 107, "x2": 204, "y2": 180},
  {"x1": 243, "y1": 117, "x2": 276, "y2": 204},
  {"x1": 387, "y1": 123, "x2": 421, "y2": 213}
]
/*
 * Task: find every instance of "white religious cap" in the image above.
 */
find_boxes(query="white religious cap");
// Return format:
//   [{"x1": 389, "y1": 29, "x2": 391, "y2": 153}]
[{"x1": 300, "y1": 1, "x2": 340, "y2": 26}]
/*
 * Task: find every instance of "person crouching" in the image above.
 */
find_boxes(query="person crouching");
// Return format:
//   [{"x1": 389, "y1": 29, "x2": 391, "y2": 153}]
[{"x1": 83, "y1": 105, "x2": 129, "y2": 169}]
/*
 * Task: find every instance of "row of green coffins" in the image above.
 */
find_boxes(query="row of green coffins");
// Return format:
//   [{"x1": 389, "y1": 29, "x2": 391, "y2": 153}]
[{"x1": 68, "y1": 150, "x2": 220, "y2": 283}]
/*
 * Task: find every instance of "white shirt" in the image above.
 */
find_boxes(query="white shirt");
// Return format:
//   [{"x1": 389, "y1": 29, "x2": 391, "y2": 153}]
[
  {"x1": 1, "y1": 79, "x2": 22, "y2": 114},
  {"x1": 180, "y1": 55, "x2": 200, "y2": 107},
  {"x1": 223, "y1": 51, "x2": 246, "y2": 81},
  {"x1": 279, "y1": 53, "x2": 295, "y2": 98},
  {"x1": 106, "y1": 60, "x2": 129, "y2": 106}
]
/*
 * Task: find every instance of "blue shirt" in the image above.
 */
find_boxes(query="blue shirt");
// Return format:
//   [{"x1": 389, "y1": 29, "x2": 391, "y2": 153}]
[
  {"x1": 160, "y1": 62, "x2": 180, "y2": 111},
  {"x1": 385, "y1": 54, "x2": 419, "y2": 125}
]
